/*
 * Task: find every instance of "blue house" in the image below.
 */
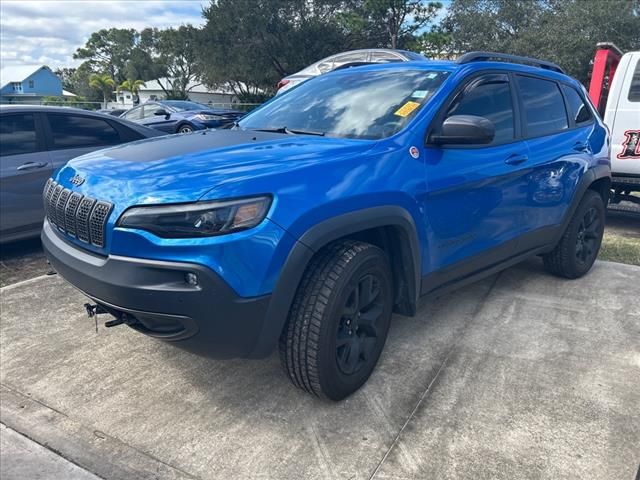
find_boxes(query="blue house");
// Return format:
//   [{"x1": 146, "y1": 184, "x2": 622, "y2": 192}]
[{"x1": 0, "y1": 65, "x2": 65, "y2": 103}]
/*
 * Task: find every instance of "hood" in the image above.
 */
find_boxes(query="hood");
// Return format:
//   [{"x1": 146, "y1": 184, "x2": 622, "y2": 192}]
[{"x1": 54, "y1": 129, "x2": 374, "y2": 210}]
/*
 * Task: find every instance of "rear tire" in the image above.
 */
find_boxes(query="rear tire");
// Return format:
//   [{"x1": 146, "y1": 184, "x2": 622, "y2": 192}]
[
  {"x1": 543, "y1": 190, "x2": 605, "y2": 279},
  {"x1": 279, "y1": 240, "x2": 393, "y2": 401}
]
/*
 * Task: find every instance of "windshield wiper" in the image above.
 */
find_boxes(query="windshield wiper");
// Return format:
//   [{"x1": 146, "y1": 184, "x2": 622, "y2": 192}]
[
  {"x1": 287, "y1": 127, "x2": 325, "y2": 137},
  {"x1": 252, "y1": 126, "x2": 325, "y2": 136}
]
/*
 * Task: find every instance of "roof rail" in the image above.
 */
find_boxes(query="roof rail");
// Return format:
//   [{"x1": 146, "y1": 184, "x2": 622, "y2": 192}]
[{"x1": 456, "y1": 51, "x2": 565, "y2": 74}]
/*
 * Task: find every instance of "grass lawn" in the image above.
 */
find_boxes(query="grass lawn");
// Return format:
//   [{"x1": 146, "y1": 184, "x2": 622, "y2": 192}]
[{"x1": 599, "y1": 230, "x2": 640, "y2": 266}]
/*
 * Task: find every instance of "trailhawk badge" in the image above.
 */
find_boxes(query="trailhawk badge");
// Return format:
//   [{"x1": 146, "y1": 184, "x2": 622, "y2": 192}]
[
  {"x1": 70, "y1": 174, "x2": 85, "y2": 186},
  {"x1": 409, "y1": 146, "x2": 420, "y2": 159}
]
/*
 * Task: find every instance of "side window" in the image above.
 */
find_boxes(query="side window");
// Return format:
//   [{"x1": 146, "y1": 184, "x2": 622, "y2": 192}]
[
  {"x1": 316, "y1": 57, "x2": 334, "y2": 73},
  {"x1": 142, "y1": 104, "x2": 160, "y2": 119},
  {"x1": 371, "y1": 52, "x2": 403, "y2": 63},
  {"x1": 47, "y1": 114, "x2": 120, "y2": 149},
  {"x1": 332, "y1": 52, "x2": 368, "y2": 68},
  {"x1": 0, "y1": 114, "x2": 38, "y2": 156},
  {"x1": 517, "y1": 76, "x2": 568, "y2": 137},
  {"x1": 561, "y1": 85, "x2": 593, "y2": 125},
  {"x1": 446, "y1": 78, "x2": 515, "y2": 144},
  {"x1": 629, "y1": 59, "x2": 640, "y2": 102},
  {"x1": 123, "y1": 107, "x2": 143, "y2": 121}
]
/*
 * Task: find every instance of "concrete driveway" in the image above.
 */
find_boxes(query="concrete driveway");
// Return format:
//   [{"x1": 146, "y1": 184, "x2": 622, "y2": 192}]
[{"x1": 1, "y1": 259, "x2": 639, "y2": 480}]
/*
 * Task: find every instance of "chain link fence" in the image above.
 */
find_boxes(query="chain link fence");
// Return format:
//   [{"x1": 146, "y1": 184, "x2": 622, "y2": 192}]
[{"x1": 1, "y1": 98, "x2": 262, "y2": 113}]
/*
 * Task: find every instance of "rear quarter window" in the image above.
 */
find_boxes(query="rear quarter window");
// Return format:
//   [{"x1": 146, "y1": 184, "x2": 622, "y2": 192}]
[
  {"x1": 47, "y1": 114, "x2": 121, "y2": 149},
  {"x1": 561, "y1": 84, "x2": 593, "y2": 125}
]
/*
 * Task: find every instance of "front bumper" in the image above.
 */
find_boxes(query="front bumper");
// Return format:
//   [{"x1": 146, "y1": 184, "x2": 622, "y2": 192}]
[{"x1": 42, "y1": 221, "x2": 271, "y2": 359}]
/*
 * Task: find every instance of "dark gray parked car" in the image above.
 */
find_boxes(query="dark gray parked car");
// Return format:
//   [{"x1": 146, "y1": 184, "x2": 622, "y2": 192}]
[{"x1": 0, "y1": 105, "x2": 162, "y2": 243}]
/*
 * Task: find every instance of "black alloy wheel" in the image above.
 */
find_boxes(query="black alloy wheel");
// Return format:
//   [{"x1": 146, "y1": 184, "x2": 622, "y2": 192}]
[{"x1": 336, "y1": 273, "x2": 385, "y2": 376}]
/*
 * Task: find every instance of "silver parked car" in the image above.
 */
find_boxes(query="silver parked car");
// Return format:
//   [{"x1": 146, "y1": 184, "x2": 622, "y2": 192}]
[
  {"x1": 0, "y1": 105, "x2": 162, "y2": 243},
  {"x1": 276, "y1": 48, "x2": 428, "y2": 94}
]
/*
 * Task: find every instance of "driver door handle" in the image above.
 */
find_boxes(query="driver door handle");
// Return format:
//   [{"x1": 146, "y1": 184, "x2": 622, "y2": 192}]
[
  {"x1": 17, "y1": 162, "x2": 48, "y2": 171},
  {"x1": 505, "y1": 154, "x2": 528, "y2": 166}
]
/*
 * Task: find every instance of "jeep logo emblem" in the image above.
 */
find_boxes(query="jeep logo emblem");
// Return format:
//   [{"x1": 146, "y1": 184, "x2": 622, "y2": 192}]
[{"x1": 70, "y1": 174, "x2": 85, "y2": 186}]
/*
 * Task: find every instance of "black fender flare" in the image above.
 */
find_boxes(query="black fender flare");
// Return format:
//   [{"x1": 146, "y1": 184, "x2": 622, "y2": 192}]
[
  {"x1": 248, "y1": 206, "x2": 421, "y2": 358},
  {"x1": 551, "y1": 164, "x2": 611, "y2": 246}
]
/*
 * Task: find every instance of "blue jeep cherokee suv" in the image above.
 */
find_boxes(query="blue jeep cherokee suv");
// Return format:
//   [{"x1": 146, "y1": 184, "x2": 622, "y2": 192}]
[{"x1": 43, "y1": 52, "x2": 610, "y2": 400}]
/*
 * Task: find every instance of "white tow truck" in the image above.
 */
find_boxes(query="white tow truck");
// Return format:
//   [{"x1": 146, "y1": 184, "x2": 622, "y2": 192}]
[{"x1": 588, "y1": 43, "x2": 640, "y2": 207}]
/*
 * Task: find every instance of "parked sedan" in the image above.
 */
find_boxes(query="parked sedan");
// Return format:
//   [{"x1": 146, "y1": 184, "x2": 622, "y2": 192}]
[
  {"x1": 276, "y1": 48, "x2": 428, "y2": 94},
  {"x1": 120, "y1": 100, "x2": 244, "y2": 134},
  {"x1": 0, "y1": 105, "x2": 162, "y2": 243}
]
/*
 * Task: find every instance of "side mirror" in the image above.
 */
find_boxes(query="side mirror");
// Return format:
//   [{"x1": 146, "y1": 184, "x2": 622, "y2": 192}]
[
  {"x1": 430, "y1": 115, "x2": 495, "y2": 145},
  {"x1": 154, "y1": 108, "x2": 170, "y2": 118}
]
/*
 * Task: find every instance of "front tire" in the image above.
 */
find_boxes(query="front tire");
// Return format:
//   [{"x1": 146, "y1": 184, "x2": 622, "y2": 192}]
[
  {"x1": 543, "y1": 190, "x2": 605, "y2": 279},
  {"x1": 279, "y1": 240, "x2": 393, "y2": 401},
  {"x1": 178, "y1": 124, "x2": 194, "y2": 133}
]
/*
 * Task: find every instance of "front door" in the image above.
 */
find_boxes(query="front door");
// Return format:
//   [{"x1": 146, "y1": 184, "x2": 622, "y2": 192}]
[
  {"x1": 421, "y1": 73, "x2": 531, "y2": 288},
  {"x1": 140, "y1": 103, "x2": 176, "y2": 132}
]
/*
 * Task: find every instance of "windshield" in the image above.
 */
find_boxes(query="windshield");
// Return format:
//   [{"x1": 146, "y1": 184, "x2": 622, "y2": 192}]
[
  {"x1": 239, "y1": 69, "x2": 449, "y2": 139},
  {"x1": 162, "y1": 100, "x2": 208, "y2": 112}
]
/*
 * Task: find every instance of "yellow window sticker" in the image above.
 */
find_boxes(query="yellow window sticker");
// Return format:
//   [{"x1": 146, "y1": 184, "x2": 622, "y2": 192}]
[{"x1": 394, "y1": 101, "x2": 421, "y2": 117}]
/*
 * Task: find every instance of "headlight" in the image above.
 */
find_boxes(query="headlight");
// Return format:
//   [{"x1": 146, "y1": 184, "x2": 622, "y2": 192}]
[
  {"x1": 117, "y1": 196, "x2": 271, "y2": 238},
  {"x1": 194, "y1": 114, "x2": 224, "y2": 121}
]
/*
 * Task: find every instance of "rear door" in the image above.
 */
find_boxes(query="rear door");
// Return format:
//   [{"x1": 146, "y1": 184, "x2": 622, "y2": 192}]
[
  {"x1": 423, "y1": 73, "x2": 531, "y2": 283},
  {"x1": 0, "y1": 111, "x2": 52, "y2": 237},
  {"x1": 515, "y1": 74, "x2": 596, "y2": 247},
  {"x1": 43, "y1": 112, "x2": 124, "y2": 171}
]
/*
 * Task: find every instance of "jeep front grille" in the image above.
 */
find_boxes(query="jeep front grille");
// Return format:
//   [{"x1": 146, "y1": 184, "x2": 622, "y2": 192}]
[{"x1": 43, "y1": 179, "x2": 113, "y2": 248}]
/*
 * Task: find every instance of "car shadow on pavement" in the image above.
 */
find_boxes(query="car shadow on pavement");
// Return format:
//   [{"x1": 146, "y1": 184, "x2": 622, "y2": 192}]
[{"x1": 0, "y1": 237, "x2": 50, "y2": 287}]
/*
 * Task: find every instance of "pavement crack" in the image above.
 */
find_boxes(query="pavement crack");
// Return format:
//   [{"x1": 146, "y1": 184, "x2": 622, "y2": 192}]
[{"x1": 368, "y1": 272, "x2": 503, "y2": 480}]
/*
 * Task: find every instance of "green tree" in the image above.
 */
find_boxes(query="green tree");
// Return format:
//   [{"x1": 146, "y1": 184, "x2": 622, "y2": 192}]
[
  {"x1": 148, "y1": 25, "x2": 202, "y2": 100},
  {"x1": 443, "y1": 0, "x2": 545, "y2": 54},
  {"x1": 74, "y1": 28, "x2": 137, "y2": 83},
  {"x1": 118, "y1": 79, "x2": 146, "y2": 97},
  {"x1": 535, "y1": 0, "x2": 640, "y2": 83},
  {"x1": 347, "y1": 0, "x2": 443, "y2": 49},
  {"x1": 88, "y1": 73, "x2": 115, "y2": 107},
  {"x1": 412, "y1": 26, "x2": 455, "y2": 59},
  {"x1": 199, "y1": 0, "x2": 357, "y2": 99},
  {"x1": 444, "y1": 0, "x2": 640, "y2": 84}
]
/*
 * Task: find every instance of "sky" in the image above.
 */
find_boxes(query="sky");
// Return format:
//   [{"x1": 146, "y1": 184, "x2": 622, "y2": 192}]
[
  {"x1": 0, "y1": 0, "x2": 209, "y2": 70},
  {"x1": 0, "y1": 0, "x2": 450, "y2": 72}
]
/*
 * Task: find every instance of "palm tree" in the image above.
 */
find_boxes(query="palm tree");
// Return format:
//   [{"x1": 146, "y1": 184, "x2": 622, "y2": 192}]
[
  {"x1": 118, "y1": 79, "x2": 146, "y2": 101},
  {"x1": 89, "y1": 73, "x2": 115, "y2": 108}
]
